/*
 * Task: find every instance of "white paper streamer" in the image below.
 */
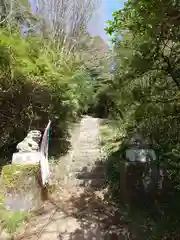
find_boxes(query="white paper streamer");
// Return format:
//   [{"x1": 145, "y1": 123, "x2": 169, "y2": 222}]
[{"x1": 40, "y1": 121, "x2": 51, "y2": 185}]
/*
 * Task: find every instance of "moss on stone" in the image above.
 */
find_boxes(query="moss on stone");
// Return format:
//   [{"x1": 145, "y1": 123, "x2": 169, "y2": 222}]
[
  {"x1": 1, "y1": 164, "x2": 40, "y2": 190},
  {"x1": 0, "y1": 194, "x2": 5, "y2": 206}
]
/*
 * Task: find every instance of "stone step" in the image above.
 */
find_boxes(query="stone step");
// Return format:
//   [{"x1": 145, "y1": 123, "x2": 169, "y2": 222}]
[
  {"x1": 73, "y1": 148, "x2": 100, "y2": 152},
  {"x1": 75, "y1": 171, "x2": 105, "y2": 180},
  {"x1": 66, "y1": 179, "x2": 85, "y2": 187},
  {"x1": 84, "y1": 179, "x2": 106, "y2": 188},
  {"x1": 72, "y1": 154, "x2": 100, "y2": 159},
  {"x1": 70, "y1": 164, "x2": 106, "y2": 173},
  {"x1": 67, "y1": 178, "x2": 106, "y2": 188},
  {"x1": 71, "y1": 159, "x2": 100, "y2": 165},
  {"x1": 68, "y1": 170, "x2": 105, "y2": 179},
  {"x1": 74, "y1": 148, "x2": 100, "y2": 152},
  {"x1": 70, "y1": 161, "x2": 95, "y2": 167},
  {"x1": 92, "y1": 162, "x2": 107, "y2": 169},
  {"x1": 65, "y1": 117, "x2": 105, "y2": 189},
  {"x1": 70, "y1": 165, "x2": 106, "y2": 173},
  {"x1": 70, "y1": 159, "x2": 106, "y2": 166}
]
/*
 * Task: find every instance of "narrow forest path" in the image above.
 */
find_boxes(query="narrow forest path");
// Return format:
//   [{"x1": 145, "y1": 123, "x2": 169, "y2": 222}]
[{"x1": 14, "y1": 116, "x2": 136, "y2": 240}]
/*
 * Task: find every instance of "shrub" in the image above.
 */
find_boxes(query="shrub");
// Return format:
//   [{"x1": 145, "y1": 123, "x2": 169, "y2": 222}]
[{"x1": 0, "y1": 29, "x2": 93, "y2": 162}]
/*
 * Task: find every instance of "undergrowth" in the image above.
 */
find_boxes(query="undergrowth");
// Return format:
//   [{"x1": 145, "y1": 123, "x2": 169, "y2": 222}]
[
  {"x1": 100, "y1": 120, "x2": 180, "y2": 239},
  {"x1": 0, "y1": 209, "x2": 30, "y2": 233}
]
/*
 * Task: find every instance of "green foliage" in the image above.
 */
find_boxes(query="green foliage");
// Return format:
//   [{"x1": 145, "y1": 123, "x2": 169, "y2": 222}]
[
  {"x1": 80, "y1": 35, "x2": 113, "y2": 118},
  {"x1": 0, "y1": 209, "x2": 30, "y2": 233},
  {"x1": 105, "y1": 0, "x2": 180, "y2": 186},
  {"x1": 103, "y1": 1, "x2": 180, "y2": 238},
  {"x1": 0, "y1": 8, "x2": 111, "y2": 161},
  {"x1": 0, "y1": 28, "x2": 95, "y2": 161}
]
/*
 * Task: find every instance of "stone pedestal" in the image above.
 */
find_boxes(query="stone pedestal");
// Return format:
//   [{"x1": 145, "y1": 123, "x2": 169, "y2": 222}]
[
  {"x1": 12, "y1": 152, "x2": 41, "y2": 165},
  {"x1": 0, "y1": 164, "x2": 42, "y2": 212}
]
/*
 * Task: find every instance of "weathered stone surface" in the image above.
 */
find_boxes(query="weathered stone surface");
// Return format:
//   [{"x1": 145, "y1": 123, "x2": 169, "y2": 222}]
[
  {"x1": 1, "y1": 164, "x2": 42, "y2": 211},
  {"x1": 8, "y1": 130, "x2": 43, "y2": 212},
  {"x1": 16, "y1": 130, "x2": 41, "y2": 152},
  {"x1": 125, "y1": 148, "x2": 156, "y2": 162},
  {"x1": 12, "y1": 152, "x2": 41, "y2": 165},
  {"x1": 66, "y1": 116, "x2": 104, "y2": 188}
]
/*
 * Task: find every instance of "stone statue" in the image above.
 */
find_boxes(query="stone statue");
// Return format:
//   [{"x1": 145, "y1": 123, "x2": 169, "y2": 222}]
[{"x1": 16, "y1": 130, "x2": 42, "y2": 152}]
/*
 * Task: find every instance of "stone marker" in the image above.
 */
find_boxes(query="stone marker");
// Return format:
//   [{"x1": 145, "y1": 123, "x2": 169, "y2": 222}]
[
  {"x1": 1, "y1": 130, "x2": 43, "y2": 212},
  {"x1": 125, "y1": 148, "x2": 156, "y2": 162}
]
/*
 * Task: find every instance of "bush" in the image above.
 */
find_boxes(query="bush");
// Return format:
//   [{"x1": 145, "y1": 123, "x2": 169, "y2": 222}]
[{"x1": 0, "y1": 29, "x2": 93, "y2": 162}]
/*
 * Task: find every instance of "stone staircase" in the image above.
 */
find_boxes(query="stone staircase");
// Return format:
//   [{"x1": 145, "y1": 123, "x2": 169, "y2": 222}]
[
  {"x1": 15, "y1": 116, "x2": 124, "y2": 240},
  {"x1": 66, "y1": 116, "x2": 106, "y2": 189}
]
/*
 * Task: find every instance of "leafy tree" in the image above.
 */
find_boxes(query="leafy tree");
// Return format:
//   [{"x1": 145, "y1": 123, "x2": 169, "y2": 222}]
[
  {"x1": 103, "y1": 1, "x2": 180, "y2": 237},
  {"x1": 105, "y1": 0, "x2": 180, "y2": 146},
  {"x1": 0, "y1": 0, "x2": 37, "y2": 28},
  {"x1": 0, "y1": 0, "x2": 111, "y2": 161}
]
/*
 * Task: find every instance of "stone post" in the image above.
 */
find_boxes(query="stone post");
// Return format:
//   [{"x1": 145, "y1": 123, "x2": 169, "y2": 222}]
[{"x1": 1, "y1": 130, "x2": 43, "y2": 212}]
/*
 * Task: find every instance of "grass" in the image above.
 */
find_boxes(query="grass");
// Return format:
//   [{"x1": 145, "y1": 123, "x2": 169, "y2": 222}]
[
  {"x1": 0, "y1": 164, "x2": 40, "y2": 234},
  {"x1": 0, "y1": 208, "x2": 30, "y2": 233},
  {"x1": 0, "y1": 194, "x2": 30, "y2": 233}
]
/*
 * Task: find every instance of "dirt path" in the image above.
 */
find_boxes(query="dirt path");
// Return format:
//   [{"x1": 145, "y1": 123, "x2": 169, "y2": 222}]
[{"x1": 14, "y1": 116, "x2": 136, "y2": 240}]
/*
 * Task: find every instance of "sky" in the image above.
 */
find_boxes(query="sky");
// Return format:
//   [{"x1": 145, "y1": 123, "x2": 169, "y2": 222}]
[
  {"x1": 28, "y1": 0, "x2": 126, "y2": 41},
  {"x1": 103, "y1": 0, "x2": 126, "y2": 40},
  {"x1": 88, "y1": 0, "x2": 126, "y2": 41}
]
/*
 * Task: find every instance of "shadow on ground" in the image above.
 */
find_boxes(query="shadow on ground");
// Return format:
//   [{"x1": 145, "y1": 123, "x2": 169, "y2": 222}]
[
  {"x1": 104, "y1": 150, "x2": 180, "y2": 240},
  {"x1": 59, "y1": 156, "x2": 180, "y2": 240},
  {"x1": 13, "y1": 154, "x2": 180, "y2": 239},
  {"x1": 63, "y1": 159, "x2": 137, "y2": 240},
  {"x1": 15, "y1": 159, "x2": 137, "y2": 240}
]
